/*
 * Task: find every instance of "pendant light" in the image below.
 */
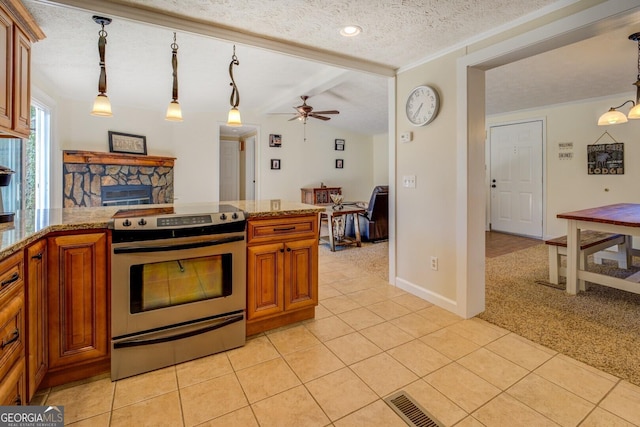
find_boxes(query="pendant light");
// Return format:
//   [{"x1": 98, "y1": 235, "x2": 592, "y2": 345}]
[
  {"x1": 90, "y1": 16, "x2": 113, "y2": 117},
  {"x1": 227, "y1": 45, "x2": 241, "y2": 126},
  {"x1": 165, "y1": 32, "x2": 183, "y2": 121},
  {"x1": 597, "y1": 32, "x2": 640, "y2": 125}
]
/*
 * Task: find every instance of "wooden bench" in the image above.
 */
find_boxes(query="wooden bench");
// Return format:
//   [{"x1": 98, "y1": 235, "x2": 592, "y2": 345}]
[{"x1": 545, "y1": 231, "x2": 630, "y2": 289}]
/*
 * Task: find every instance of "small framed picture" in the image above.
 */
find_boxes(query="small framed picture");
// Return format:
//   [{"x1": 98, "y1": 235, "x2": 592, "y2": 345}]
[
  {"x1": 335, "y1": 139, "x2": 345, "y2": 151},
  {"x1": 108, "y1": 131, "x2": 147, "y2": 155},
  {"x1": 269, "y1": 134, "x2": 282, "y2": 147},
  {"x1": 271, "y1": 159, "x2": 281, "y2": 170},
  {"x1": 335, "y1": 159, "x2": 344, "y2": 169}
]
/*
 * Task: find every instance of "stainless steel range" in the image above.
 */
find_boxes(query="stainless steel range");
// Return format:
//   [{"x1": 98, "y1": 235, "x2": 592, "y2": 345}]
[{"x1": 109, "y1": 204, "x2": 247, "y2": 381}]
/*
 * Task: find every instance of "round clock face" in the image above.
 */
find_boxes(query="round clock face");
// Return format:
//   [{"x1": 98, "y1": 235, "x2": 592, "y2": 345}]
[{"x1": 406, "y1": 85, "x2": 440, "y2": 126}]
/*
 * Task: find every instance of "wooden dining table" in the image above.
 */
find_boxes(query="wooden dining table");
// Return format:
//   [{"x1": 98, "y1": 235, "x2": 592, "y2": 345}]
[{"x1": 557, "y1": 203, "x2": 640, "y2": 295}]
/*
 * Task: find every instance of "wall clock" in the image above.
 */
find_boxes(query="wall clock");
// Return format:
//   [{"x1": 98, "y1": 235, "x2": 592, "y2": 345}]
[{"x1": 405, "y1": 85, "x2": 440, "y2": 126}]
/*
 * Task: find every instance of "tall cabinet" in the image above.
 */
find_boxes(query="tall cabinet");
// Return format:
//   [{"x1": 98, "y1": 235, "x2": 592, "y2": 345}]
[{"x1": 0, "y1": 0, "x2": 44, "y2": 138}]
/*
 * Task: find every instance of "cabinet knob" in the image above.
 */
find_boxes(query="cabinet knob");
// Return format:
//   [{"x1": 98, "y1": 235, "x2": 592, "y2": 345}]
[
  {"x1": 286, "y1": 247, "x2": 291, "y2": 252},
  {"x1": 32, "y1": 253, "x2": 43, "y2": 260}
]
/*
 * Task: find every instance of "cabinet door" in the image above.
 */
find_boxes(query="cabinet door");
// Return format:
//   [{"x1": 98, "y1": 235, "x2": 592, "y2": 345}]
[
  {"x1": 26, "y1": 239, "x2": 47, "y2": 401},
  {"x1": 12, "y1": 25, "x2": 30, "y2": 137},
  {"x1": 0, "y1": 6, "x2": 11, "y2": 130},
  {"x1": 283, "y1": 238, "x2": 318, "y2": 311},
  {"x1": 247, "y1": 242, "x2": 284, "y2": 320},
  {"x1": 0, "y1": 358, "x2": 25, "y2": 406},
  {"x1": 47, "y1": 233, "x2": 108, "y2": 370}
]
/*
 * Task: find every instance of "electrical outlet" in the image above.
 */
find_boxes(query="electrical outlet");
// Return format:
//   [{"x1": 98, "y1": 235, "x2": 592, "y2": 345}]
[
  {"x1": 402, "y1": 175, "x2": 416, "y2": 188},
  {"x1": 430, "y1": 256, "x2": 438, "y2": 271}
]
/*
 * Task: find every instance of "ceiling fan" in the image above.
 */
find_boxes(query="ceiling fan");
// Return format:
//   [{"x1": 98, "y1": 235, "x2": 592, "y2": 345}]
[{"x1": 288, "y1": 95, "x2": 339, "y2": 123}]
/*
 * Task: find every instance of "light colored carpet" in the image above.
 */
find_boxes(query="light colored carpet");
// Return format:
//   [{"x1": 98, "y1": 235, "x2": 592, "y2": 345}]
[
  {"x1": 481, "y1": 244, "x2": 640, "y2": 386},
  {"x1": 319, "y1": 240, "x2": 389, "y2": 282}
]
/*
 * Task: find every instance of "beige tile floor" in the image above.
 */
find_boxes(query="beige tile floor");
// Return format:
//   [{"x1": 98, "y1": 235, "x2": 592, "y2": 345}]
[{"x1": 33, "y1": 251, "x2": 640, "y2": 426}]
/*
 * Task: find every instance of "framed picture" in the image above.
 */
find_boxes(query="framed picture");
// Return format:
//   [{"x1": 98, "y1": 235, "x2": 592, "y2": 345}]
[
  {"x1": 269, "y1": 134, "x2": 282, "y2": 147},
  {"x1": 271, "y1": 159, "x2": 281, "y2": 170},
  {"x1": 335, "y1": 139, "x2": 345, "y2": 151},
  {"x1": 108, "y1": 131, "x2": 147, "y2": 155},
  {"x1": 335, "y1": 159, "x2": 344, "y2": 169}
]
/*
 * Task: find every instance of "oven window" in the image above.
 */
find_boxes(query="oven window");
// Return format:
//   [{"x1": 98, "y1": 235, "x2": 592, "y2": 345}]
[{"x1": 129, "y1": 253, "x2": 233, "y2": 313}]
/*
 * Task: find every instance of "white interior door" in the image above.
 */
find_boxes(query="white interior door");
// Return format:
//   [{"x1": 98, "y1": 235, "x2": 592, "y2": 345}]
[
  {"x1": 219, "y1": 140, "x2": 239, "y2": 201},
  {"x1": 490, "y1": 120, "x2": 543, "y2": 238}
]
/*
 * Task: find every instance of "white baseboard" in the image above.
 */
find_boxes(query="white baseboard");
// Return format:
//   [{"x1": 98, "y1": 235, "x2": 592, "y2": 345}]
[{"x1": 395, "y1": 277, "x2": 461, "y2": 316}]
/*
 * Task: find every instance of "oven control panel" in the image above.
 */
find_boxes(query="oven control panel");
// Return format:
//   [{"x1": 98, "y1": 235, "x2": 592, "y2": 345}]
[{"x1": 111, "y1": 211, "x2": 246, "y2": 231}]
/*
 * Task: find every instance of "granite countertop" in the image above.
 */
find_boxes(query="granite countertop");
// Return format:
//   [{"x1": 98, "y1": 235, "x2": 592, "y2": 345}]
[{"x1": 0, "y1": 201, "x2": 324, "y2": 259}]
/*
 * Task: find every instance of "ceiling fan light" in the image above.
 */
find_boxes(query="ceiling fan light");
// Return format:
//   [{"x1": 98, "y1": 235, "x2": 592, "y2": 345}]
[
  {"x1": 165, "y1": 101, "x2": 183, "y2": 122},
  {"x1": 91, "y1": 94, "x2": 112, "y2": 116},
  {"x1": 627, "y1": 103, "x2": 640, "y2": 119},
  {"x1": 598, "y1": 109, "x2": 628, "y2": 126},
  {"x1": 227, "y1": 107, "x2": 242, "y2": 126}
]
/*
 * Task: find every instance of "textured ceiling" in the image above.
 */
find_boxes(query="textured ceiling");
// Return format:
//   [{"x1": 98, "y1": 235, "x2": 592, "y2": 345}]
[{"x1": 23, "y1": 0, "x2": 640, "y2": 136}]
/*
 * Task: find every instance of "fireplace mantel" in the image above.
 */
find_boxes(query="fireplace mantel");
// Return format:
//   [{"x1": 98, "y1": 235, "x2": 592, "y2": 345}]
[{"x1": 63, "y1": 150, "x2": 175, "y2": 167}]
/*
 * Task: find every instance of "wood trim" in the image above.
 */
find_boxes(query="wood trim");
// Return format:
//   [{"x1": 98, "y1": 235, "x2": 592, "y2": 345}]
[
  {"x1": 63, "y1": 150, "x2": 175, "y2": 167},
  {"x1": 0, "y1": 0, "x2": 45, "y2": 43}
]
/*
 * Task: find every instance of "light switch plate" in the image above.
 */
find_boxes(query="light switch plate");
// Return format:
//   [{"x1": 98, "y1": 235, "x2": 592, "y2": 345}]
[{"x1": 402, "y1": 175, "x2": 416, "y2": 188}]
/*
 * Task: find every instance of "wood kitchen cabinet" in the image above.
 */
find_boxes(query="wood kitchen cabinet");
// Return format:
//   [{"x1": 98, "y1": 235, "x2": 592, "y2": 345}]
[
  {"x1": 246, "y1": 214, "x2": 318, "y2": 335},
  {"x1": 0, "y1": 0, "x2": 44, "y2": 138},
  {"x1": 25, "y1": 238, "x2": 47, "y2": 401},
  {"x1": 44, "y1": 231, "x2": 109, "y2": 388},
  {"x1": 0, "y1": 251, "x2": 26, "y2": 405}
]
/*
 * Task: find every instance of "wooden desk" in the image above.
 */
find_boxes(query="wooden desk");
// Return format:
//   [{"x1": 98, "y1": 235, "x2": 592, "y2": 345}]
[
  {"x1": 557, "y1": 203, "x2": 640, "y2": 294},
  {"x1": 301, "y1": 187, "x2": 341, "y2": 205},
  {"x1": 319, "y1": 205, "x2": 365, "y2": 252}
]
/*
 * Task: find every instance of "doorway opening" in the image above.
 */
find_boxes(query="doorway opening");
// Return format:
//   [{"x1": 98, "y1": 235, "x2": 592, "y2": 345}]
[{"x1": 219, "y1": 125, "x2": 258, "y2": 202}]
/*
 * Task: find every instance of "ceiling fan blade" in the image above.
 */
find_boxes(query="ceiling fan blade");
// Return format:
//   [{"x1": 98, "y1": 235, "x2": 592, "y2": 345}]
[
  {"x1": 309, "y1": 114, "x2": 331, "y2": 121},
  {"x1": 311, "y1": 110, "x2": 339, "y2": 115},
  {"x1": 288, "y1": 115, "x2": 302, "y2": 121}
]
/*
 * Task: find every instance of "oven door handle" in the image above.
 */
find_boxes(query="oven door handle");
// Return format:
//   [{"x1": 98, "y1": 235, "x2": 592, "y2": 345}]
[
  {"x1": 113, "y1": 235, "x2": 244, "y2": 254},
  {"x1": 113, "y1": 313, "x2": 244, "y2": 349}
]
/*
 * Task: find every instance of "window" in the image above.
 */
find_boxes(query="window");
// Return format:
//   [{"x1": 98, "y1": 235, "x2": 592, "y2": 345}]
[{"x1": 0, "y1": 102, "x2": 50, "y2": 215}]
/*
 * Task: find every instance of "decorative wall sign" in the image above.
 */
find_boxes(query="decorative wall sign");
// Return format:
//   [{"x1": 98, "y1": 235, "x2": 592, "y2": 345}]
[
  {"x1": 108, "y1": 131, "x2": 147, "y2": 155},
  {"x1": 335, "y1": 159, "x2": 344, "y2": 169},
  {"x1": 335, "y1": 139, "x2": 345, "y2": 150},
  {"x1": 270, "y1": 159, "x2": 281, "y2": 170},
  {"x1": 269, "y1": 134, "x2": 282, "y2": 147},
  {"x1": 587, "y1": 143, "x2": 624, "y2": 175}
]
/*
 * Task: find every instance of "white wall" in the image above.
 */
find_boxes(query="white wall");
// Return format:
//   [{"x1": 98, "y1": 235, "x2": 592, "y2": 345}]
[
  {"x1": 257, "y1": 114, "x2": 376, "y2": 203},
  {"x1": 488, "y1": 96, "x2": 640, "y2": 240},
  {"x1": 372, "y1": 133, "x2": 389, "y2": 186},
  {"x1": 395, "y1": 51, "x2": 461, "y2": 303}
]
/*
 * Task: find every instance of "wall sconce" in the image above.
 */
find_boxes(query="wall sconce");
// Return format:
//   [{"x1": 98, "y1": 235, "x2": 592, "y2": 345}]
[
  {"x1": 598, "y1": 32, "x2": 640, "y2": 125},
  {"x1": 90, "y1": 16, "x2": 113, "y2": 117},
  {"x1": 227, "y1": 45, "x2": 241, "y2": 126},
  {"x1": 165, "y1": 32, "x2": 183, "y2": 121}
]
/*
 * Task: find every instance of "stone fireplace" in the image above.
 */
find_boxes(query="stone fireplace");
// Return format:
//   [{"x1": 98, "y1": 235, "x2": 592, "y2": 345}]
[{"x1": 63, "y1": 150, "x2": 176, "y2": 208}]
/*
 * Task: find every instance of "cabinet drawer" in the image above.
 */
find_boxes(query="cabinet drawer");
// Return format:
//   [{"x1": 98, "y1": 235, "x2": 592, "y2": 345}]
[
  {"x1": 0, "y1": 288, "x2": 24, "y2": 378},
  {"x1": 0, "y1": 251, "x2": 23, "y2": 298},
  {"x1": 0, "y1": 357, "x2": 25, "y2": 406},
  {"x1": 247, "y1": 215, "x2": 318, "y2": 244}
]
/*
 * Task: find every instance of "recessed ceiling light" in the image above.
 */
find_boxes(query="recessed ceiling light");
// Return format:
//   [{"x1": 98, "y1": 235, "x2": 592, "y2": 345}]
[{"x1": 340, "y1": 25, "x2": 362, "y2": 37}]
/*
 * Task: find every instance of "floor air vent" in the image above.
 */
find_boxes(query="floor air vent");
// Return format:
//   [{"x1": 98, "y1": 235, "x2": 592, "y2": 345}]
[{"x1": 384, "y1": 391, "x2": 445, "y2": 427}]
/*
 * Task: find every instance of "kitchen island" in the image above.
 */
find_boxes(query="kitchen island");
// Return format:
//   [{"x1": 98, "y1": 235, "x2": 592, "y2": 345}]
[{"x1": 0, "y1": 201, "x2": 323, "y2": 401}]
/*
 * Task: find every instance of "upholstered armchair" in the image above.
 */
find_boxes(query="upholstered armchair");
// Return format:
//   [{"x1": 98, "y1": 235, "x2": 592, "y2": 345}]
[{"x1": 346, "y1": 185, "x2": 389, "y2": 242}]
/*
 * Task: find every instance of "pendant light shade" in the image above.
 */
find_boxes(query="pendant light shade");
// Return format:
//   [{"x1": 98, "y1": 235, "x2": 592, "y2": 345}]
[
  {"x1": 598, "y1": 108, "x2": 629, "y2": 126},
  {"x1": 227, "y1": 45, "x2": 241, "y2": 126},
  {"x1": 597, "y1": 32, "x2": 640, "y2": 125},
  {"x1": 90, "y1": 16, "x2": 113, "y2": 117},
  {"x1": 165, "y1": 32, "x2": 183, "y2": 121}
]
